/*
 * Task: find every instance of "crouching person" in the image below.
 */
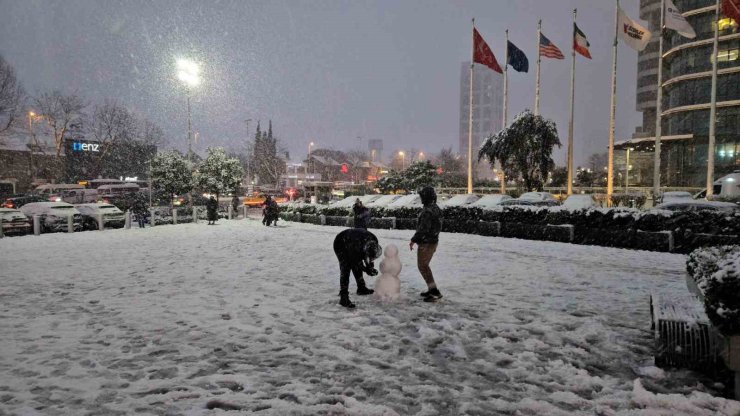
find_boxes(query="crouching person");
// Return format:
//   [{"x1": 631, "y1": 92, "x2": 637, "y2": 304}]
[{"x1": 333, "y1": 228, "x2": 382, "y2": 308}]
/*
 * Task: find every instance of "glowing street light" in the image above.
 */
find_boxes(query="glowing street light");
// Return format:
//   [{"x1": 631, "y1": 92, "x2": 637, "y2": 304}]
[
  {"x1": 398, "y1": 151, "x2": 405, "y2": 170},
  {"x1": 176, "y1": 58, "x2": 200, "y2": 161},
  {"x1": 307, "y1": 142, "x2": 315, "y2": 175}
]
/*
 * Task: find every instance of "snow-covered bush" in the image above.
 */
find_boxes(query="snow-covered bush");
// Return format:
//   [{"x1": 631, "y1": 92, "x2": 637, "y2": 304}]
[
  {"x1": 194, "y1": 147, "x2": 243, "y2": 198},
  {"x1": 687, "y1": 246, "x2": 740, "y2": 336}
]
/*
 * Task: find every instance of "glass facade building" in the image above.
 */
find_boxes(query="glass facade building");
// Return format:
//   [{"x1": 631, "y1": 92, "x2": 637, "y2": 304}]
[{"x1": 621, "y1": 0, "x2": 739, "y2": 187}]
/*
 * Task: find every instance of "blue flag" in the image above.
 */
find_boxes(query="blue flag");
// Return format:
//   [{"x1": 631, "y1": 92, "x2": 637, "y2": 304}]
[{"x1": 506, "y1": 41, "x2": 529, "y2": 73}]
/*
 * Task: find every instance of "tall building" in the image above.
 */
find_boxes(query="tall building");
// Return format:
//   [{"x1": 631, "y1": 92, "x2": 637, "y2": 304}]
[
  {"x1": 618, "y1": 0, "x2": 739, "y2": 187},
  {"x1": 459, "y1": 61, "x2": 503, "y2": 179}
]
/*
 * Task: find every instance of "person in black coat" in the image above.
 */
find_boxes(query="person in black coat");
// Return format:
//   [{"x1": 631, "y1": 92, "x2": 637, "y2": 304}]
[
  {"x1": 131, "y1": 193, "x2": 148, "y2": 228},
  {"x1": 206, "y1": 196, "x2": 218, "y2": 225},
  {"x1": 352, "y1": 198, "x2": 370, "y2": 230},
  {"x1": 231, "y1": 195, "x2": 240, "y2": 219},
  {"x1": 333, "y1": 228, "x2": 381, "y2": 308},
  {"x1": 409, "y1": 186, "x2": 443, "y2": 302}
]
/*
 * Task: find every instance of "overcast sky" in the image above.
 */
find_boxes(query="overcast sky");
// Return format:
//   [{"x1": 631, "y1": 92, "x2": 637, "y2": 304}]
[{"x1": 0, "y1": 0, "x2": 643, "y2": 166}]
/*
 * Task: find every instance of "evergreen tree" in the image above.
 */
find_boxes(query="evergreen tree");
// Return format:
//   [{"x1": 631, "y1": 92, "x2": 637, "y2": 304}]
[
  {"x1": 249, "y1": 119, "x2": 285, "y2": 188},
  {"x1": 194, "y1": 147, "x2": 244, "y2": 199},
  {"x1": 478, "y1": 110, "x2": 561, "y2": 191},
  {"x1": 150, "y1": 151, "x2": 193, "y2": 207}
]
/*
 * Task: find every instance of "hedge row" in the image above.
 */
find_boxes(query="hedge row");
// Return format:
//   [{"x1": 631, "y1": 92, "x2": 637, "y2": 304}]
[{"x1": 687, "y1": 246, "x2": 740, "y2": 336}]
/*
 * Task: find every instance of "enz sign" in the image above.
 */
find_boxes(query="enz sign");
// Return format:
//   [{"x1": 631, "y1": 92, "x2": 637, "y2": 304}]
[{"x1": 72, "y1": 142, "x2": 100, "y2": 152}]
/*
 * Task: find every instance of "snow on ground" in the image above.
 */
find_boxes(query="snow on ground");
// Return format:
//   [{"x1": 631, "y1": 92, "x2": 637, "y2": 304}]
[{"x1": 0, "y1": 220, "x2": 738, "y2": 415}]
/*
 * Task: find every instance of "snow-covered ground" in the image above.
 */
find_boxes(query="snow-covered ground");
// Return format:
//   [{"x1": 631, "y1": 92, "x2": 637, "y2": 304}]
[{"x1": 1, "y1": 220, "x2": 738, "y2": 415}]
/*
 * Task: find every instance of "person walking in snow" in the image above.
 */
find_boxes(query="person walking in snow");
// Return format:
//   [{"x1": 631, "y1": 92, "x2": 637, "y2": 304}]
[
  {"x1": 410, "y1": 186, "x2": 443, "y2": 302},
  {"x1": 262, "y1": 196, "x2": 279, "y2": 226},
  {"x1": 333, "y1": 228, "x2": 382, "y2": 308},
  {"x1": 206, "y1": 196, "x2": 218, "y2": 225},
  {"x1": 132, "y1": 193, "x2": 148, "y2": 228},
  {"x1": 352, "y1": 198, "x2": 370, "y2": 230},
  {"x1": 231, "y1": 195, "x2": 240, "y2": 219}
]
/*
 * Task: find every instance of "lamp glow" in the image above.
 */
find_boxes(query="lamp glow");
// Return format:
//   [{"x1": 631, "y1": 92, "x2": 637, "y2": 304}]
[{"x1": 177, "y1": 58, "x2": 201, "y2": 87}]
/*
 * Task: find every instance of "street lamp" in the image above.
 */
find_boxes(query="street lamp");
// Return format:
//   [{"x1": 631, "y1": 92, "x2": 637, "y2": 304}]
[
  {"x1": 308, "y1": 141, "x2": 315, "y2": 176},
  {"x1": 625, "y1": 147, "x2": 633, "y2": 193},
  {"x1": 418, "y1": 151, "x2": 425, "y2": 160},
  {"x1": 176, "y1": 58, "x2": 200, "y2": 161},
  {"x1": 399, "y1": 151, "x2": 405, "y2": 170}
]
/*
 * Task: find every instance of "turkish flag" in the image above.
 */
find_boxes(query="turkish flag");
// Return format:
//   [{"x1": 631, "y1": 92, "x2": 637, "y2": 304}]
[
  {"x1": 723, "y1": 0, "x2": 740, "y2": 24},
  {"x1": 473, "y1": 28, "x2": 503, "y2": 74}
]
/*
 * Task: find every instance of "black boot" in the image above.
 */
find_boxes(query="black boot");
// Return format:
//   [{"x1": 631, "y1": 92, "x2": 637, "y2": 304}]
[
  {"x1": 339, "y1": 291, "x2": 355, "y2": 308},
  {"x1": 423, "y1": 288, "x2": 443, "y2": 302},
  {"x1": 356, "y1": 286, "x2": 374, "y2": 296}
]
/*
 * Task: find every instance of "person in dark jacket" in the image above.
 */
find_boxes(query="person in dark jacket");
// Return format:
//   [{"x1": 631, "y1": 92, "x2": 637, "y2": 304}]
[
  {"x1": 409, "y1": 186, "x2": 443, "y2": 302},
  {"x1": 333, "y1": 228, "x2": 381, "y2": 308},
  {"x1": 231, "y1": 195, "x2": 240, "y2": 219},
  {"x1": 132, "y1": 193, "x2": 148, "y2": 228},
  {"x1": 262, "y1": 196, "x2": 279, "y2": 226},
  {"x1": 206, "y1": 196, "x2": 218, "y2": 225},
  {"x1": 352, "y1": 198, "x2": 370, "y2": 230}
]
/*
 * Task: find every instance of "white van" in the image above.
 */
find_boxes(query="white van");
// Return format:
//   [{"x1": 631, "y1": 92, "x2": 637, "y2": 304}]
[{"x1": 34, "y1": 184, "x2": 84, "y2": 202}]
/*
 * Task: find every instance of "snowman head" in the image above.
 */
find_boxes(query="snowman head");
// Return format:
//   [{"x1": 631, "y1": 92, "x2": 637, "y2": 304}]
[{"x1": 384, "y1": 244, "x2": 399, "y2": 259}]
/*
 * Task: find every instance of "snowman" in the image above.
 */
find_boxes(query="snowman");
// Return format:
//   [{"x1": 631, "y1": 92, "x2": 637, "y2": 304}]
[{"x1": 373, "y1": 244, "x2": 402, "y2": 301}]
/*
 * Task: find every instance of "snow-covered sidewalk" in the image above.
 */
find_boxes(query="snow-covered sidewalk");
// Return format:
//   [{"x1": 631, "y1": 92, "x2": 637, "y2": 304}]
[{"x1": 0, "y1": 220, "x2": 738, "y2": 415}]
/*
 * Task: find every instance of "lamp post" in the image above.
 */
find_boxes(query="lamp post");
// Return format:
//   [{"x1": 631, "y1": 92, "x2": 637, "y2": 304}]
[
  {"x1": 418, "y1": 151, "x2": 425, "y2": 161},
  {"x1": 176, "y1": 58, "x2": 201, "y2": 162},
  {"x1": 27, "y1": 111, "x2": 36, "y2": 182},
  {"x1": 398, "y1": 151, "x2": 405, "y2": 170},
  {"x1": 308, "y1": 141, "x2": 315, "y2": 176},
  {"x1": 625, "y1": 147, "x2": 632, "y2": 193}
]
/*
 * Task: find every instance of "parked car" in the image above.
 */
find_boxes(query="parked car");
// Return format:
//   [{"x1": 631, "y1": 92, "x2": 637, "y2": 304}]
[
  {"x1": 439, "y1": 194, "x2": 480, "y2": 208},
  {"x1": 386, "y1": 194, "x2": 422, "y2": 208},
  {"x1": 654, "y1": 200, "x2": 739, "y2": 213},
  {"x1": 470, "y1": 194, "x2": 512, "y2": 209},
  {"x1": 20, "y1": 202, "x2": 83, "y2": 232},
  {"x1": 0, "y1": 208, "x2": 32, "y2": 235},
  {"x1": 2, "y1": 194, "x2": 48, "y2": 209},
  {"x1": 500, "y1": 192, "x2": 560, "y2": 207},
  {"x1": 660, "y1": 191, "x2": 693, "y2": 204},
  {"x1": 62, "y1": 188, "x2": 98, "y2": 204},
  {"x1": 561, "y1": 194, "x2": 598, "y2": 210},
  {"x1": 74, "y1": 203, "x2": 126, "y2": 230}
]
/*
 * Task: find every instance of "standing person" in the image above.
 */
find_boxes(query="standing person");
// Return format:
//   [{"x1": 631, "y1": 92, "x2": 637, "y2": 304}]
[
  {"x1": 333, "y1": 228, "x2": 381, "y2": 308},
  {"x1": 262, "y1": 196, "x2": 273, "y2": 226},
  {"x1": 206, "y1": 196, "x2": 218, "y2": 225},
  {"x1": 132, "y1": 193, "x2": 148, "y2": 229},
  {"x1": 409, "y1": 187, "x2": 443, "y2": 302},
  {"x1": 231, "y1": 194, "x2": 240, "y2": 219},
  {"x1": 352, "y1": 198, "x2": 370, "y2": 230}
]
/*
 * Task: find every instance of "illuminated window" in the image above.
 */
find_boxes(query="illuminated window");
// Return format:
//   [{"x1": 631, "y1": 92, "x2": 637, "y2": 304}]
[
  {"x1": 717, "y1": 18, "x2": 738, "y2": 33},
  {"x1": 717, "y1": 49, "x2": 739, "y2": 62}
]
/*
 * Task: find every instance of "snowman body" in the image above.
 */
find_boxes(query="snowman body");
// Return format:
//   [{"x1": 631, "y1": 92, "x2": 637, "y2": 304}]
[{"x1": 374, "y1": 244, "x2": 402, "y2": 301}]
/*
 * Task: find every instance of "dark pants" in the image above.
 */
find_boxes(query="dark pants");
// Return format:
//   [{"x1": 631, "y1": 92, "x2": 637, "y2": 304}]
[
  {"x1": 337, "y1": 260, "x2": 368, "y2": 293},
  {"x1": 137, "y1": 217, "x2": 146, "y2": 228},
  {"x1": 417, "y1": 243, "x2": 438, "y2": 287}
]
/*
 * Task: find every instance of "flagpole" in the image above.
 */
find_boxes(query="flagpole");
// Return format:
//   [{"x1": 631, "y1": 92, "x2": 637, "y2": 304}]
[
  {"x1": 503, "y1": 29, "x2": 509, "y2": 128},
  {"x1": 567, "y1": 9, "x2": 576, "y2": 196},
  {"x1": 607, "y1": 0, "x2": 619, "y2": 207},
  {"x1": 468, "y1": 18, "x2": 475, "y2": 194},
  {"x1": 653, "y1": 0, "x2": 666, "y2": 198},
  {"x1": 707, "y1": 0, "x2": 720, "y2": 196},
  {"x1": 534, "y1": 20, "x2": 542, "y2": 116}
]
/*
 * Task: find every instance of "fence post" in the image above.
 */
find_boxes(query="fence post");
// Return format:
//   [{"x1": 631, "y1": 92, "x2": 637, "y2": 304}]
[
  {"x1": 124, "y1": 210, "x2": 131, "y2": 229},
  {"x1": 172, "y1": 208, "x2": 178, "y2": 225},
  {"x1": 228, "y1": 205, "x2": 233, "y2": 220},
  {"x1": 242, "y1": 204, "x2": 247, "y2": 219},
  {"x1": 67, "y1": 215, "x2": 75, "y2": 233},
  {"x1": 390, "y1": 217, "x2": 396, "y2": 230},
  {"x1": 149, "y1": 208, "x2": 156, "y2": 227},
  {"x1": 0, "y1": 220, "x2": 3, "y2": 238},
  {"x1": 320, "y1": 214, "x2": 326, "y2": 225},
  {"x1": 97, "y1": 213, "x2": 104, "y2": 231},
  {"x1": 193, "y1": 206, "x2": 198, "y2": 224},
  {"x1": 297, "y1": 212, "x2": 302, "y2": 223},
  {"x1": 33, "y1": 215, "x2": 41, "y2": 235}
]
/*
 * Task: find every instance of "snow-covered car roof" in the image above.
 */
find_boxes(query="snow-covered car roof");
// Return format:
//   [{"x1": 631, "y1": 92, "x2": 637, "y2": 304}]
[
  {"x1": 74, "y1": 203, "x2": 122, "y2": 214},
  {"x1": 386, "y1": 194, "x2": 422, "y2": 208},
  {"x1": 358, "y1": 194, "x2": 382, "y2": 205},
  {"x1": 19, "y1": 202, "x2": 80, "y2": 216},
  {"x1": 519, "y1": 192, "x2": 557, "y2": 201},
  {"x1": 439, "y1": 194, "x2": 480, "y2": 208},
  {"x1": 662, "y1": 191, "x2": 692, "y2": 198},
  {"x1": 562, "y1": 194, "x2": 597, "y2": 210},
  {"x1": 0, "y1": 208, "x2": 27, "y2": 220},
  {"x1": 655, "y1": 200, "x2": 738, "y2": 212},
  {"x1": 366, "y1": 194, "x2": 402, "y2": 208},
  {"x1": 328, "y1": 196, "x2": 357, "y2": 208},
  {"x1": 470, "y1": 194, "x2": 513, "y2": 209}
]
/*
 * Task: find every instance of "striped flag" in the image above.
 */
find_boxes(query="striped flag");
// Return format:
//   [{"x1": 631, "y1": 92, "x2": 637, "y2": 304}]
[
  {"x1": 573, "y1": 23, "x2": 592, "y2": 59},
  {"x1": 539, "y1": 33, "x2": 564, "y2": 59}
]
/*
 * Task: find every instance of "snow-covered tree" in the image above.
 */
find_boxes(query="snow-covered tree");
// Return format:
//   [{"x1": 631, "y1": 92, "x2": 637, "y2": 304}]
[
  {"x1": 478, "y1": 110, "x2": 561, "y2": 191},
  {"x1": 194, "y1": 147, "x2": 244, "y2": 199},
  {"x1": 151, "y1": 151, "x2": 193, "y2": 206},
  {"x1": 34, "y1": 91, "x2": 86, "y2": 158},
  {"x1": 250, "y1": 120, "x2": 286, "y2": 188}
]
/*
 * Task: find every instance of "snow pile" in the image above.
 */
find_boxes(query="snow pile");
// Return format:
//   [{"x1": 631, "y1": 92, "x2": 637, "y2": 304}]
[
  {"x1": 687, "y1": 245, "x2": 740, "y2": 335},
  {"x1": 0, "y1": 221, "x2": 736, "y2": 414}
]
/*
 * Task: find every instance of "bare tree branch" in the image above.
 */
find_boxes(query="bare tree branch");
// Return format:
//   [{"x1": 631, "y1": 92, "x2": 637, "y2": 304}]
[{"x1": 0, "y1": 54, "x2": 25, "y2": 137}]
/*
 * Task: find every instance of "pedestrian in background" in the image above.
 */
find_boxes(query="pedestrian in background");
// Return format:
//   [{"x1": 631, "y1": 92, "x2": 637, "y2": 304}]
[
  {"x1": 352, "y1": 198, "x2": 370, "y2": 230},
  {"x1": 410, "y1": 187, "x2": 443, "y2": 302}
]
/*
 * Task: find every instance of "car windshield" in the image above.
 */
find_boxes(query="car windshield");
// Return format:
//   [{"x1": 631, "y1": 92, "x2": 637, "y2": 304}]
[
  {"x1": 99, "y1": 205, "x2": 116, "y2": 209},
  {"x1": 51, "y1": 206, "x2": 74, "y2": 210}
]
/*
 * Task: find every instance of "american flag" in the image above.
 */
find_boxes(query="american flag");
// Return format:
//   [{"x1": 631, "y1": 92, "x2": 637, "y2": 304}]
[{"x1": 539, "y1": 33, "x2": 564, "y2": 59}]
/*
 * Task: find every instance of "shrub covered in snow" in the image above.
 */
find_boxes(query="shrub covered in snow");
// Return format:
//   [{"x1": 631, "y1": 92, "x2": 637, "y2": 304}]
[{"x1": 686, "y1": 246, "x2": 740, "y2": 336}]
